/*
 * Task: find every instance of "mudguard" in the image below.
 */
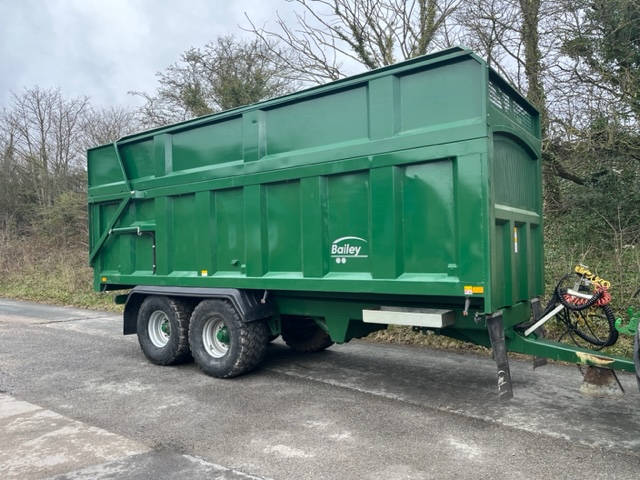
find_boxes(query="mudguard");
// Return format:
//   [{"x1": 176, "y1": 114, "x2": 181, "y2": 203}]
[{"x1": 122, "y1": 286, "x2": 274, "y2": 335}]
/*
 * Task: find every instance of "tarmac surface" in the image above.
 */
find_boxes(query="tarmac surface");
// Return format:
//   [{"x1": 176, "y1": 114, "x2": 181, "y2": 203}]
[{"x1": 0, "y1": 298, "x2": 639, "y2": 479}]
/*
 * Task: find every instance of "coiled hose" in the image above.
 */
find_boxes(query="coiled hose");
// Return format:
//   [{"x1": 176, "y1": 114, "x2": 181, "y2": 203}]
[{"x1": 533, "y1": 275, "x2": 618, "y2": 348}]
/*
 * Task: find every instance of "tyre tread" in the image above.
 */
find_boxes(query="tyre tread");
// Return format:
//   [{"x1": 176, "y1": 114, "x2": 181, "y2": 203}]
[
  {"x1": 137, "y1": 296, "x2": 193, "y2": 366},
  {"x1": 165, "y1": 297, "x2": 192, "y2": 364},
  {"x1": 189, "y1": 300, "x2": 268, "y2": 378},
  {"x1": 281, "y1": 317, "x2": 334, "y2": 354}
]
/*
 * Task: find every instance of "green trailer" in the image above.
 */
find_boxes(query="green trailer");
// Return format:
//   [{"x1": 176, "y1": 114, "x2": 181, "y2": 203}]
[{"x1": 88, "y1": 46, "x2": 639, "y2": 399}]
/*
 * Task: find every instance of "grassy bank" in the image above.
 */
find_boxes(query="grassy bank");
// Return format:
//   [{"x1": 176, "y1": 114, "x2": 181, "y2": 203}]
[{"x1": 0, "y1": 236, "x2": 120, "y2": 312}]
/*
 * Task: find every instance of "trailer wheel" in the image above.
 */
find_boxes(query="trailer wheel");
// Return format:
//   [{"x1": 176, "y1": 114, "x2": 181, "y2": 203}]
[
  {"x1": 137, "y1": 296, "x2": 192, "y2": 365},
  {"x1": 281, "y1": 316, "x2": 334, "y2": 353},
  {"x1": 189, "y1": 299, "x2": 268, "y2": 378}
]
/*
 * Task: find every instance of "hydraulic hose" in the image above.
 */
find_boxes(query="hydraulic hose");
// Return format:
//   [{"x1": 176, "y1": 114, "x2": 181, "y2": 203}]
[{"x1": 555, "y1": 275, "x2": 609, "y2": 312}]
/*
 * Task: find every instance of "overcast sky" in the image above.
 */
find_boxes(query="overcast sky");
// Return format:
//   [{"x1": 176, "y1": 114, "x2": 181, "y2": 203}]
[{"x1": 0, "y1": 0, "x2": 296, "y2": 108}]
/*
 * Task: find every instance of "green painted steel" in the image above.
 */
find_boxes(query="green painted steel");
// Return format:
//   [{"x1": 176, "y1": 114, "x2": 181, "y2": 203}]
[{"x1": 88, "y1": 46, "x2": 544, "y2": 347}]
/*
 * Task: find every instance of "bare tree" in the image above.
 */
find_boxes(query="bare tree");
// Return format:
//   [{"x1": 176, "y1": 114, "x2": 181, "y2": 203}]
[
  {"x1": 0, "y1": 126, "x2": 22, "y2": 231},
  {"x1": 83, "y1": 105, "x2": 140, "y2": 148},
  {"x1": 131, "y1": 35, "x2": 297, "y2": 128},
  {"x1": 1, "y1": 87, "x2": 89, "y2": 208},
  {"x1": 246, "y1": 0, "x2": 461, "y2": 84},
  {"x1": 453, "y1": 0, "x2": 520, "y2": 80},
  {"x1": 456, "y1": 0, "x2": 553, "y2": 106}
]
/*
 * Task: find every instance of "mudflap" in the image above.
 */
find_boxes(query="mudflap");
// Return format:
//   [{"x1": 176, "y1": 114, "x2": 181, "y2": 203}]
[
  {"x1": 635, "y1": 328, "x2": 640, "y2": 392},
  {"x1": 487, "y1": 311, "x2": 513, "y2": 401}
]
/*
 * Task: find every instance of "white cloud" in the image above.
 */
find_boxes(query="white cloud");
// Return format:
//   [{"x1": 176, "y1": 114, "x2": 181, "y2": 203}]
[{"x1": 0, "y1": 0, "x2": 294, "y2": 108}]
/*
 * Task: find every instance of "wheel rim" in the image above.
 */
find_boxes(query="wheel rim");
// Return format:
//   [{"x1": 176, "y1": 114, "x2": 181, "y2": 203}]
[
  {"x1": 148, "y1": 310, "x2": 171, "y2": 347},
  {"x1": 202, "y1": 316, "x2": 229, "y2": 358}
]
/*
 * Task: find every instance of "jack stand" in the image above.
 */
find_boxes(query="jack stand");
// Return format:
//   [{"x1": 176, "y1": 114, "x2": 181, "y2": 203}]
[
  {"x1": 530, "y1": 298, "x2": 547, "y2": 370},
  {"x1": 579, "y1": 366, "x2": 625, "y2": 399},
  {"x1": 487, "y1": 311, "x2": 513, "y2": 401}
]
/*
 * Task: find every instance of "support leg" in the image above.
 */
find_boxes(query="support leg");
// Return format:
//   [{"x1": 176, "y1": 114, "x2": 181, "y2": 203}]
[
  {"x1": 579, "y1": 366, "x2": 624, "y2": 398},
  {"x1": 486, "y1": 312, "x2": 513, "y2": 401},
  {"x1": 530, "y1": 298, "x2": 547, "y2": 370}
]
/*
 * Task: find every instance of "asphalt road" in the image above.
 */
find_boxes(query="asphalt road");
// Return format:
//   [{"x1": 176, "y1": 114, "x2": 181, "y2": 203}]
[{"x1": 0, "y1": 298, "x2": 639, "y2": 479}]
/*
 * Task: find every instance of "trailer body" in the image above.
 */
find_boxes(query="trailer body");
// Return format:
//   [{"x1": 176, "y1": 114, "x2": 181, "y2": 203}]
[
  {"x1": 89, "y1": 47, "x2": 623, "y2": 397},
  {"x1": 89, "y1": 46, "x2": 542, "y2": 321}
]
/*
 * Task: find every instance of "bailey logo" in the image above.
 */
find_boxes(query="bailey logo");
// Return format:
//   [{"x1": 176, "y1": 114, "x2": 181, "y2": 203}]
[{"x1": 331, "y1": 236, "x2": 368, "y2": 264}]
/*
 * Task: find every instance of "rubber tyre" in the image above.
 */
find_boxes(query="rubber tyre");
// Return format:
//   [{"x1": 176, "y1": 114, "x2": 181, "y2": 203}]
[
  {"x1": 281, "y1": 316, "x2": 334, "y2": 353},
  {"x1": 189, "y1": 299, "x2": 268, "y2": 378},
  {"x1": 137, "y1": 296, "x2": 192, "y2": 365}
]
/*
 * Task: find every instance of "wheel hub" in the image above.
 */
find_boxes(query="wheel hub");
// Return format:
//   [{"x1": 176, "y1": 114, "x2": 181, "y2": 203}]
[
  {"x1": 203, "y1": 317, "x2": 230, "y2": 358},
  {"x1": 148, "y1": 310, "x2": 171, "y2": 348},
  {"x1": 216, "y1": 326, "x2": 230, "y2": 344}
]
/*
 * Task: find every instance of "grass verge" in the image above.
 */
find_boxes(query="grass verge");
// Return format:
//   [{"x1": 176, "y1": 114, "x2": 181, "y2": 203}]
[{"x1": 0, "y1": 238, "x2": 121, "y2": 312}]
